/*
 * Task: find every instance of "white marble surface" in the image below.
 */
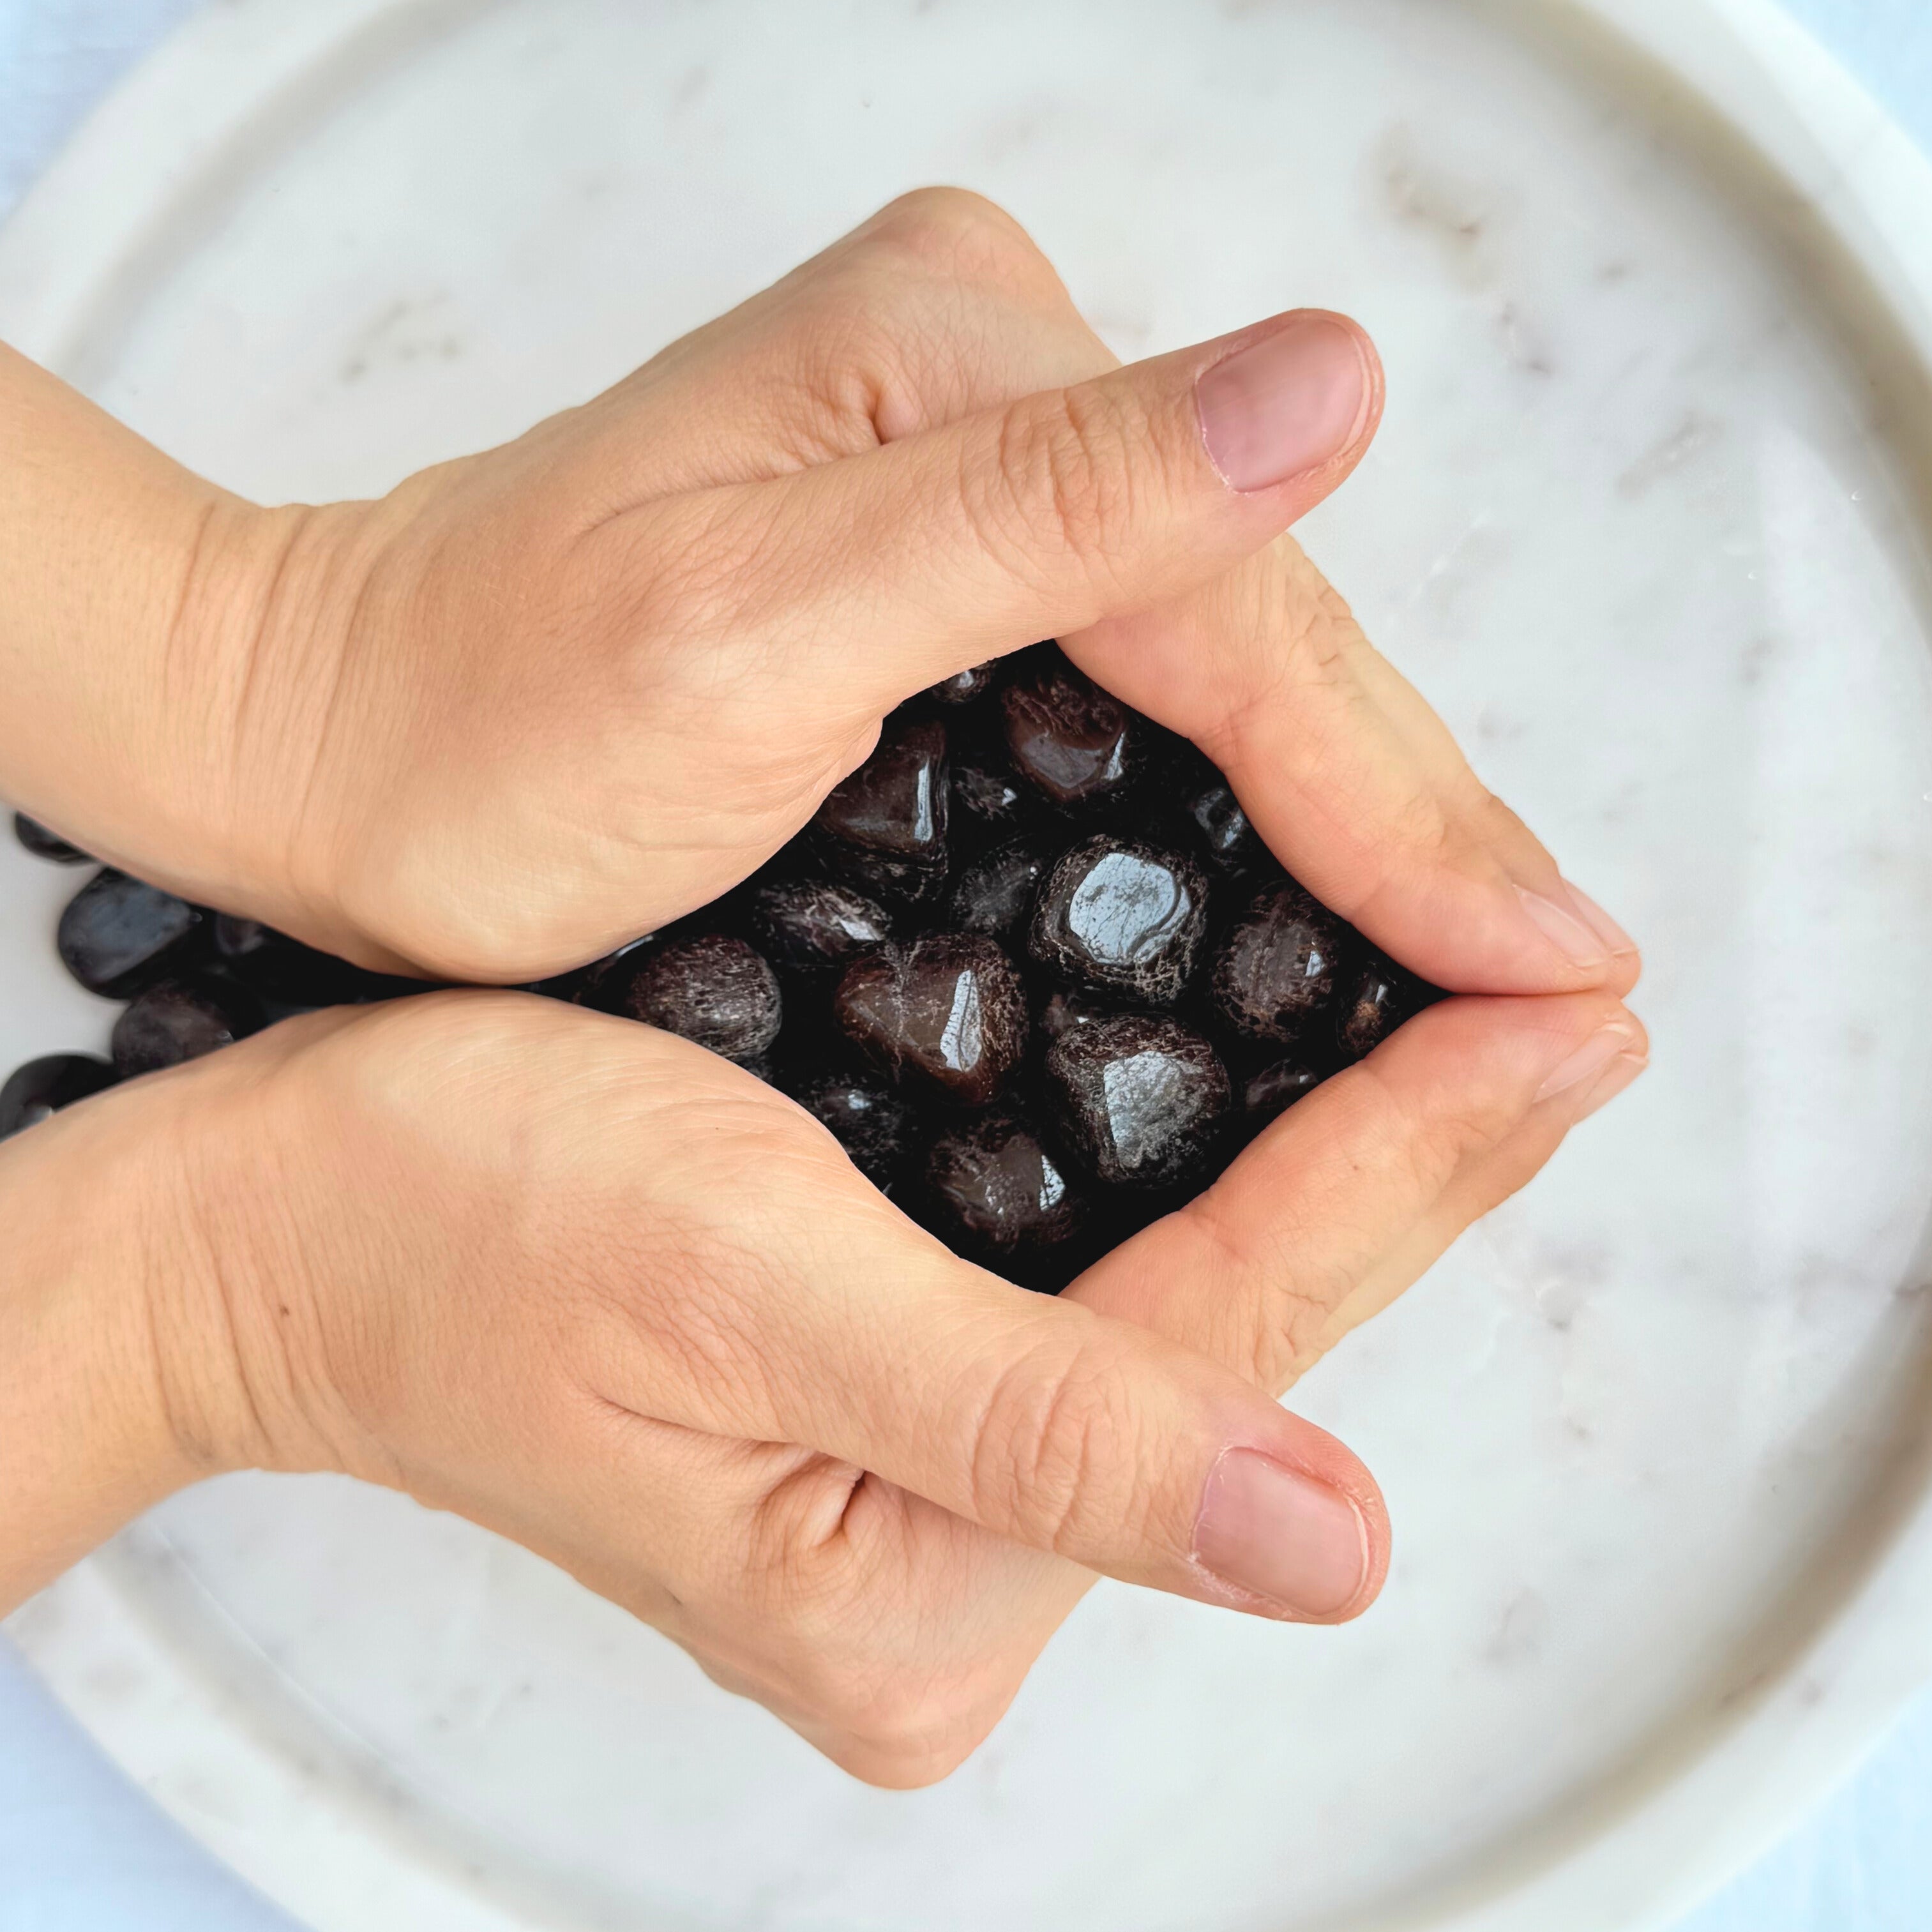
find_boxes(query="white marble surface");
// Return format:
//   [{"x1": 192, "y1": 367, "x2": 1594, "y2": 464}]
[{"x1": 7, "y1": 1, "x2": 1932, "y2": 1928}]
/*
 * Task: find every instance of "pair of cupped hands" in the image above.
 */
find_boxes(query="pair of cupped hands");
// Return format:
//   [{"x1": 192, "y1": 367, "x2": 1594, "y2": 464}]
[{"x1": 2, "y1": 190, "x2": 1644, "y2": 1785}]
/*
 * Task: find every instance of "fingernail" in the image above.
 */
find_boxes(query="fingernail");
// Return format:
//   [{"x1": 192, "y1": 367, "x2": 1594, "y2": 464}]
[
  {"x1": 1573, "y1": 1049, "x2": 1648, "y2": 1122},
  {"x1": 1196, "y1": 316, "x2": 1370, "y2": 492},
  {"x1": 1562, "y1": 880, "x2": 1639, "y2": 960},
  {"x1": 1535, "y1": 1021, "x2": 1638, "y2": 1104},
  {"x1": 1517, "y1": 886, "x2": 1607, "y2": 972},
  {"x1": 1192, "y1": 1447, "x2": 1368, "y2": 1619}
]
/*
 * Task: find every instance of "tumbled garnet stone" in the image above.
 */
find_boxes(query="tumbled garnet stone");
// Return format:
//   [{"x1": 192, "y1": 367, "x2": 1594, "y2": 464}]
[
  {"x1": 56, "y1": 871, "x2": 208, "y2": 999},
  {"x1": 999, "y1": 655, "x2": 1136, "y2": 808},
  {"x1": 833, "y1": 933, "x2": 1028, "y2": 1107},
  {"x1": 12, "y1": 813, "x2": 90, "y2": 864},
  {"x1": 1043, "y1": 1013, "x2": 1232, "y2": 1189},
  {"x1": 111, "y1": 977, "x2": 264, "y2": 1079},
  {"x1": 1028, "y1": 835, "x2": 1209, "y2": 1007},
  {"x1": 1210, "y1": 879, "x2": 1347, "y2": 1045},
  {"x1": 0, "y1": 1053, "x2": 116, "y2": 1140},
  {"x1": 924, "y1": 1113, "x2": 1087, "y2": 1275},
  {"x1": 617, "y1": 933, "x2": 782, "y2": 1065}
]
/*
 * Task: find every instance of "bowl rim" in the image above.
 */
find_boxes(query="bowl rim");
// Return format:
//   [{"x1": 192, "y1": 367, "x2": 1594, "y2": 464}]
[{"x1": 6, "y1": 2, "x2": 1932, "y2": 1928}]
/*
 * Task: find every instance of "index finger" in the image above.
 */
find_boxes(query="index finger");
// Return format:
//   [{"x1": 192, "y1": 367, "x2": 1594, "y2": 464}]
[
  {"x1": 1058, "y1": 549, "x2": 1642, "y2": 999},
  {"x1": 1066, "y1": 990, "x2": 1649, "y2": 1394}
]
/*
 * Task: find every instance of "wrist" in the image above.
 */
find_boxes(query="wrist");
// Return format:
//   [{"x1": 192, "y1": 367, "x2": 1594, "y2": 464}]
[
  {"x1": 150, "y1": 1011, "x2": 403, "y2": 1489},
  {"x1": 0, "y1": 1078, "x2": 215, "y2": 1612},
  {"x1": 0, "y1": 1019, "x2": 399, "y2": 1614},
  {"x1": 0, "y1": 342, "x2": 354, "y2": 939}
]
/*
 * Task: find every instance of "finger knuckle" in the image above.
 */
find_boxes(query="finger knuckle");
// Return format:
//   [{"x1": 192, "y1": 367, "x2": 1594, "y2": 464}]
[
  {"x1": 1184, "y1": 1201, "x2": 1348, "y2": 1387},
  {"x1": 778, "y1": 281, "x2": 981, "y2": 451},
  {"x1": 961, "y1": 385, "x2": 1140, "y2": 604},
  {"x1": 1045, "y1": 384, "x2": 1138, "y2": 580},
  {"x1": 1387, "y1": 784, "x2": 1457, "y2": 866},
  {"x1": 863, "y1": 186, "x2": 1045, "y2": 280},
  {"x1": 793, "y1": 306, "x2": 905, "y2": 425},
  {"x1": 783, "y1": 1642, "x2": 1009, "y2": 1785},
  {"x1": 1470, "y1": 785, "x2": 1536, "y2": 854},
  {"x1": 969, "y1": 1338, "x2": 1141, "y2": 1554},
  {"x1": 1281, "y1": 573, "x2": 1361, "y2": 686},
  {"x1": 1365, "y1": 1052, "x2": 1518, "y2": 1195}
]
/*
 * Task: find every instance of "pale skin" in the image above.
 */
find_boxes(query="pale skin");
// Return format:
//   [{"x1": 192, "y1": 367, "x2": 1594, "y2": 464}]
[{"x1": 0, "y1": 190, "x2": 1645, "y2": 1786}]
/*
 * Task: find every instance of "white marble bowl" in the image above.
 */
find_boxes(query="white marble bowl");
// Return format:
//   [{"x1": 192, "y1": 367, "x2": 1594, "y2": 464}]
[{"x1": 8, "y1": 1, "x2": 1932, "y2": 1928}]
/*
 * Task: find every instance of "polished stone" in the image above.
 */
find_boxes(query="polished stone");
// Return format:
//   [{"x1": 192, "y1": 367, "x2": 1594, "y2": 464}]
[
  {"x1": 617, "y1": 934, "x2": 783, "y2": 1063},
  {"x1": 833, "y1": 934, "x2": 1028, "y2": 1106},
  {"x1": 110, "y1": 976, "x2": 264, "y2": 1078},
  {"x1": 747, "y1": 877, "x2": 893, "y2": 975},
  {"x1": 55, "y1": 871, "x2": 206, "y2": 1000},
  {"x1": 0, "y1": 1052, "x2": 116, "y2": 1140},
  {"x1": 1043, "y1": 1013, "x2": 1231, "y2": 1188},
  {"x1": 1027, "y1": 835, "x2": 1210, "y2": 1006},
  {"x1": 1209, "y1": 879, "x2": 1345, "y2": 1047},
  {"x1": 921, "y1": 1112, "x2": 1087, "y2": 1270},
  {"x1": 1000, "y1": 654, "x2": 1138, "y2": 810}
]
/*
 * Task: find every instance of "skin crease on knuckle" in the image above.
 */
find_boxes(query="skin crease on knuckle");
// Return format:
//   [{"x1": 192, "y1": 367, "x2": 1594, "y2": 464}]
[
  {"x1": 961, "y1": 382, "x2": 1136, "y2": 614},
  {"x1": 695, "y1": 202, "x2": 1063, "y2": 463},
  {"x1": 1038, "y1": 380, "x2": 1160, "y2": 605},
  {"x1": 608, "y1": 223, "x2": 1069, "y2": 474},
  {"x1": 1165, "y1": 1200, "x2": 1362, "y2": 1396},
  {"x1": 1237, "y1": 543, "x2": 1357, "y2": 695},
  {"x1": 963, "y1": 1334, "x2": 1152, "y2": 1560}
]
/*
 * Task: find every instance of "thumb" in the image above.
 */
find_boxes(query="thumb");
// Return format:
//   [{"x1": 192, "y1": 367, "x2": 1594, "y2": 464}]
[
  {"x1": 662, "y1": 1224, "x2": 1390, "y2": 1623},
  {"x1": 653, "y1": 309, "x2": 1382, "y2": 709},
  {"x1": 870, "y1": 1277, "x2": 1387, "y2": 1623}
]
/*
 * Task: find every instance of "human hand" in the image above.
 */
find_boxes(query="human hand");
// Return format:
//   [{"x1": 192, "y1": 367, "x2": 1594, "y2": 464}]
[
  {"x1": 1, "y1": 190, "x2": 1636, "y2": 994},
  {"x1": 1, "y1": 982, "x2": 1644, "y2": 1786}
]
